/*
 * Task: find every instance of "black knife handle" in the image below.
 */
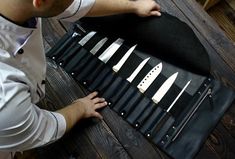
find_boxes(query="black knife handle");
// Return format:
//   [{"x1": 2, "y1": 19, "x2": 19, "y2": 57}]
[
  {"x1": 102, "y1": 75, "x2": 123, "y2": 99},
  {"x1": 112, "y1": 85, "x2": 136, "y2": 113},
  {"x1": 56, "y1": 44, "x2": 83, "y2": 67},
  {"x1": 48, "y1": 34, "x2": 80, "y2": 60},
  {"x1": 97, "y1": 72, "x2": 117, "y2": 94},
  {"x1": 75, "y1": 57, "x2": 100, "y2": 82},
  {"x1": 134, "y1": 101, "x2": 157, "y2": 129},
  {"x1": 46, "y1": 32, "x2": 73, "y2": 58},
  {"x1": 140, "y1": 106, "x2": 163, "y2": 134},
  {"x1": 82, "y1": 61, "x2": 106, "y2": 87},
  {"x1": 126, "y1": 96, "x2": 151, "y2": 126},
  {"x1": 108, "y1": 80, "x2": 130, "y2": 107},
  {"x1": 88, "y1": 66, "x2": 112, "y2": 91},
  {"x1": 119, "y1": 90, "x2": 143, "y2": 118},
  {"x1": 64, "y1": 49, "x2": 92, "y2": 73},
  {"x1": 145, "y1": 111, "x2": 168, "y2": 138},
  {"x1": 152, "y1": 116, "x2": 175, "y2": 145}
]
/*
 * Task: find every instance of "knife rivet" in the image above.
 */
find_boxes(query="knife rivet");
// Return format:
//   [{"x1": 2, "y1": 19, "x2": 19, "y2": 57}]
[
  {"x1": 166, "y1": 135, "x2": 169, "y2": 138},
  {"x1": 52, "y1": 56, "x2": 55, "y2": 60},
  {"x1": 172, "y1": 126, "x2": 176, "y2": 130},
  {"x1": 121, "y1": 112, "x2": 124, "y2": 116},
  {"x1": 108, "y1": 102, "x2": 112, "y2": 106},
  {"x1": 161, "y1": 141, "x2": 165, "y2": 144},
  {"x1": 59, "y1": 62, "x2": 63, "y2": 66},
  {"x1": 147, "y1": 133, "x2": 151, "y2": 137},
  {"x1": 71, "y1": 72, "x2": 75, "y2": 76},
  {"x1": 135, "y1": 123, "x2": 139, "y2": 127},
  {"x1": 204, "y1": 84, "x2": 207, "y2": 87},
  {"x1": 198, "y1": 91, "x2": 201, "y2": 95},
  {"x1": 83, "y1": 81, "x2": 87, "y2": 85}
]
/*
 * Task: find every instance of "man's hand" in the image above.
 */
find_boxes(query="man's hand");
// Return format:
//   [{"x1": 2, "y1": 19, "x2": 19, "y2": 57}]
[
  {"x1": 57, "y1": 92, "x2": 107, "y2": 132},
  {"x1": 133, "y1": 0, "x2": 161, "y2": 17},
  {"x1": 86, "y1": 0, "x2": 161, "y2": 17},
  {"x1": 73, "y1": 91, "x2": 107, "y2": 119}
]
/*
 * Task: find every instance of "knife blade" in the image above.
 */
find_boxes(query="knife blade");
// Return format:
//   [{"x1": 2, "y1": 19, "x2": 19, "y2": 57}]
[
  {"x1": 112, "y1": 45, "x2": 137, "y2": 72},
  {"x1": 90, "y1": 44, "x2": 137, "y2": 91},
  {"x1": 98, "y1": 38, "x2": 124, "y2": 63},
  {"x1": 152, "y1": 72, "x2": 178, "y2": 104},
  {"x1": 64, "y1": 37, "x2": 108, "y2": 73},
  {"x1": 102, "y1": 57, "x2": 150, "y2": 104},
  {"x1": 57, "y1": 31, "x2": 96, "y2": 66},
  {"x1": 127, "y1": 57, "x2": 150, "y2": 83},
  {"x1": 137, "y1": 63, "x2": 163, "y2": 93}
]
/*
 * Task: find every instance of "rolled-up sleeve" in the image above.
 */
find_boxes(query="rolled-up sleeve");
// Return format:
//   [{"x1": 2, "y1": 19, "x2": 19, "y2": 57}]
[
  {"x1": 56, "y1": 0, "x2": 95, "y2": 22},
  {"x1": 0, "y1": 62, "x2": 66, "y2": 151}
]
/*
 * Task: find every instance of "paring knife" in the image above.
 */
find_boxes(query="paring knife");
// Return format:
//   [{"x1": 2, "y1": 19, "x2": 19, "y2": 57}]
[
  {"x1": 89, "y1": 44, "x2": 137, "y2": 91},
  {"x1": 57, "y1": 31, "x2": 97, "y2": 67},
  {"x1": 76, "y1": 38, "x2": 124, "y2": 84},
  {"x1": 113, "y1": 62, "x2": 162, "y2": 116},
  {"x1": 146, "y1": 80, "x2": 191, "y2": 138},
  {"x1": 136, "y1": 72, "x2": 178, "y2": 131},
  {"x1": 102, "y1": 57, "x2": 150, "y2": 103},
  {"x1": 65, "y1": 37, "x2": 108, "y2": 74}
]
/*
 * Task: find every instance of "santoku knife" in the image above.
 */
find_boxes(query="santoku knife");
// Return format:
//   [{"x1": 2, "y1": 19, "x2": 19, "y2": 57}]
[{"x1": 113, "y1": 62, "x2": 162, "y2": 116}]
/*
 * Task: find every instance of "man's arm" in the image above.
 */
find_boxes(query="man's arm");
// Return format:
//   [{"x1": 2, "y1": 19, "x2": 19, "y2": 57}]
[
  {"x1": 86, "y1": 0, "x2": 161, "y2": 17},
  {"x1": 57, "y1": 92, "x2": 107, "y2": 132}
]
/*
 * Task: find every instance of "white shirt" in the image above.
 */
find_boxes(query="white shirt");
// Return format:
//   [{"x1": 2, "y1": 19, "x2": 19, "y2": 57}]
[{"x1": 0, "y1": 0, "x2": 95, "y2": 152}]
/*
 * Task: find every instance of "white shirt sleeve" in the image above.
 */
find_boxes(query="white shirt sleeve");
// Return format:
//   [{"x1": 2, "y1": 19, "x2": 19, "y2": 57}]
[
  {"x1": 0, "y1": 62, "x2": 66, "y2": 151},
  {"x1": 56, "y1": 0, "x2": 95, "y2": 22}
]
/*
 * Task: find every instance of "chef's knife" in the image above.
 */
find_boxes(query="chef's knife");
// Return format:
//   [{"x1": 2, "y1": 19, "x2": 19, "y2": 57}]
[
  {"x1": 145, "y1": 80, "x2": 191, "y2": 138},
  {"x1": 113, "y1": 63, "x2": 162, "y2": 115},
  {"x1": 65, "y1": 37, "x2": 108, "y2": 73},
  {"x1": 152, "y1": 72, "x2": 178, "y2": 104},
  {"x1": 89, "y1": 44, "x2": 137, "y2": 91},
  {"x1": 57, "y1": 31, "x2": 96, "y2": 67},
  {"x1": 102, "y1": 57, "x2": 150, "y2": 104}
]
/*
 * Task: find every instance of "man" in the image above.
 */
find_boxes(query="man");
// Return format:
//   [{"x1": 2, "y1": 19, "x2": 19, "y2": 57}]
[{"x1": 0, "y1": 0, "x2": 161, "y2": 157}]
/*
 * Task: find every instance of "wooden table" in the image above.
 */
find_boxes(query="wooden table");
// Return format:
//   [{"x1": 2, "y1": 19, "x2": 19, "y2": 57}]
[{"x1": 23, "y1": 0, "x2": 235, "y2": 159}]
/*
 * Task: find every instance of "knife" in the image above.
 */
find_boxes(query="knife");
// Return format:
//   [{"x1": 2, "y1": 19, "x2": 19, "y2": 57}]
[
  {"x1": 152, "y1": 72, "x2": 178, "y2": 104},
  {"x1": 57, "y1": 31, "x2": 96, "y2": 67},
  {"x1": 137, "y1": 63, "x2": 163, "y2": 93},
  {"x1": 102, "y1": 57, "x2": 150, "y2": 104},
  {"x1": 98, "y1": 38, "x2": 124, "y2": 63},
  {"x1": 112, "y1": 45, "x2": 137, "y2": 72},
  {"x1": 76, "y1": 38, "x2": 124, "y2": 84},
  {"x1": 145, "y1": 80, "x2": 191, "y2": 138},
  {"x1": 136, "y1": 72, "x2": 178, "y2": 131},
  {"x1": 113, "y1": 63, "x2": 162, "y2": 116},
  {"x1": 47, "y1": 32, "x2": 81, "y2": 59},
  {"x1": 65, "y1": 37, "x2": 108, "y2": 73},
  {"x1": 89, "y1": 44, "x2": 137, "y2": 91}
]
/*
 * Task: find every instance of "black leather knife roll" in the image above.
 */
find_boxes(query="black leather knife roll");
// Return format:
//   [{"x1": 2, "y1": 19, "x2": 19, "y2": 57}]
[{"x1": 46, "y1": 12, "x2": 235, "y2": 159}]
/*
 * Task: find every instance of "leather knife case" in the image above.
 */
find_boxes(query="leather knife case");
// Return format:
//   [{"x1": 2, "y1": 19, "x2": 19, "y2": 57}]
[{"x1": 46, "y1": 12, "x2": 235, "y2": 159}]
